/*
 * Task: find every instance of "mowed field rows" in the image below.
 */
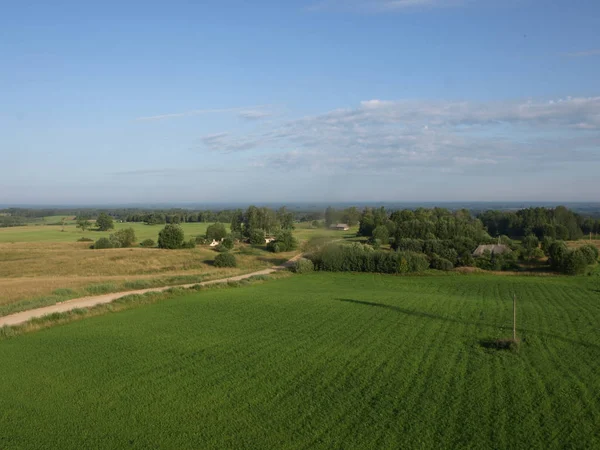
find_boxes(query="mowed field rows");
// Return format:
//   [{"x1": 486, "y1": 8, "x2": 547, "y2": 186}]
[{"x1": 0, "y1": 273, "x2": 598, "y2": 449}]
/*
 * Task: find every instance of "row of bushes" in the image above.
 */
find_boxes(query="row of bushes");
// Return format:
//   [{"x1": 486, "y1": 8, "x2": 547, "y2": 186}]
[
  {"x1": 547, "y1": 241, "x2": 598, "y2": 275},
  {"x1": 307, "y1": 243, "x2": 430, "y2": 274}
]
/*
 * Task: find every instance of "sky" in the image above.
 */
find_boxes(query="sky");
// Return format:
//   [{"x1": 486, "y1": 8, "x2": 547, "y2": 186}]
[{"x1": 1, "y1": 0, "x2": 600, "y2": 205}]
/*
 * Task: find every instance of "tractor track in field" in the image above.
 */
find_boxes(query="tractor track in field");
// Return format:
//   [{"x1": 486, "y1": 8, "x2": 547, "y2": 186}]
[{"x1": 0, "y1": 254, "x2": 304, "y2": 328}]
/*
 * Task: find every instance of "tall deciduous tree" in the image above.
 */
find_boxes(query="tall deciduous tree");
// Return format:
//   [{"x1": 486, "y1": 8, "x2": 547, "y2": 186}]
[{"x1": 96, "y1": 213, "x2": 114, "y2": 231}]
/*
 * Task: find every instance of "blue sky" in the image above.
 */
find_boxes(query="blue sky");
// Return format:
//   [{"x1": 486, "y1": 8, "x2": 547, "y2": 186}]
[{"x1": 1, "y1": 0, "x2": 599, "y2": 205}]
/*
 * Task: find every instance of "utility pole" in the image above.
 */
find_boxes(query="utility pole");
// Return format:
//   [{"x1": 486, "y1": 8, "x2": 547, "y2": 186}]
[{"x1": 513, "y1": 293, "x2": 517, "y2": 341}]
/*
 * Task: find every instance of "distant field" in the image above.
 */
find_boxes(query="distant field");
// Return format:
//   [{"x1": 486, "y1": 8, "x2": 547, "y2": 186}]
[
  {"x1": 293, "y1": 222, "x2": 359, "y2": 242},
  {"x1": 0, "y1": 222, "x2": 219, "y2": 243},
  {"x1": 0, "y1": 273, "x2": 598, "y2": 448},
  {"x1": 0, "y1": 221, "x2": 300, "y2": 309}
]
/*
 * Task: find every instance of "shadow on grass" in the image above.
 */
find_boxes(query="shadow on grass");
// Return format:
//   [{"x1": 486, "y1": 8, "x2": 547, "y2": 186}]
[
  {"x1": 335, "y1": 298, "x2": 457, "y2": 323},
  {"x1": 334, "y1": 298, "x2": 599, "y2": 351},
  {"x1": 479, "y1": 338, "x2": 520, "y2": 352}
]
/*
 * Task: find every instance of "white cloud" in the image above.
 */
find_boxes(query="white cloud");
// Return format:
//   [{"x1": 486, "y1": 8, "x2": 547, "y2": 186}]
[
  {"x1": 237, "y1": 110, "x2": 273, "y2": 120},
  {"x1": 136, "y1": 105, "x2": 273, "y2": 121}
]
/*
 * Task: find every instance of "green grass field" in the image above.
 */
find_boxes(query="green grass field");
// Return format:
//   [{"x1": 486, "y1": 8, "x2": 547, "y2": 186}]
[
  {"x1": 0, "y1": 222, "x2": 222, "y2": 243},
  {"x1": 0, "y1": 273, "x2": 598, "y2": 449}
]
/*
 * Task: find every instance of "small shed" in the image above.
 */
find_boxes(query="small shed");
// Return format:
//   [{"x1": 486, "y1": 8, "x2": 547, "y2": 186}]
[
  {"x1": 330, "y1": 223, "x2": 350, "y2": 231},
  {"x1": 472, "y1": 244, "x2": 511, "y2": 257}
]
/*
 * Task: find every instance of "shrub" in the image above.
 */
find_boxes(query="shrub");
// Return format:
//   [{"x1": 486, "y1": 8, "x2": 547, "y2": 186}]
[
  {"x1": 309, "y1": 244, "x2": 428, "y2": 274},
  {"x1": 214, "y1": 252, "x2": 237, "y2": 268},
  {"x1": 206, "y1": 223, "x2": 227, "y2": 241},
  {"x1": 397, "y1": 251, "x2": 430, "y2": 273},
  {"x1": 579, "y1": 244, "x2": 599, "y2": 265},
  {"x1": 181, "y1": 238, "x2": 196, "y2": 249},
  {"x1": 294, "y1": 258, "x2": 315, "y2": 274},
  {"x1": 221, "y1": 237, "x2": 234, "y2": 250},
  {"x1": 430, "y1": 255, "x2": 454, "y2": 271},
  {"x1": 249, "y1": 229, "x2": 266, "y2": 245},
  {"x1": 93, "y1": 237, "x2": 114, "y2": 249},
  {"x1": 195, "y1": 236, "x2": 207, "y2": 245},
  {"x1": 112, "y1": 227, "x2": 136, "y2": 247},
  {"x1": 158, "y1": 224, "x2": 185, "y2": 249},
  {"x1": 547, "y1": 241, "x2": 568, "y2": 270},
  {"x1": 85, "y1": 283, "x2": 117, "y2": 294},
  {"x1": 562, "y1": 249, "x2": 588, "y2": 275},
  {"x1": 140, "y1": 239, "x2": 155, "y2": 248}
]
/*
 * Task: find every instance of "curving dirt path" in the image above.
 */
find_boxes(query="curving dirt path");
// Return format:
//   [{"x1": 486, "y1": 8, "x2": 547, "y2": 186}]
[{"x1": 0, "y1": 254, "x2": 303, "y2": 328}]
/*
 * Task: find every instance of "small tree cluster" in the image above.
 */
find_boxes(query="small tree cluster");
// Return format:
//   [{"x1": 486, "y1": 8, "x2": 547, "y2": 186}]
[
  {"x1": 266, "y1": 231, "x2": 298, "y2": 253},
  {"x1": 93, "y1": 227, "x2": 136, "y2": 249}
]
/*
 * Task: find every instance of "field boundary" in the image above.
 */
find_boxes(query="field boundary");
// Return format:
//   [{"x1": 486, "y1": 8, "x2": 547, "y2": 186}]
[{"x1": 0, "y1": 254, "x2": 302, "y2": 328}]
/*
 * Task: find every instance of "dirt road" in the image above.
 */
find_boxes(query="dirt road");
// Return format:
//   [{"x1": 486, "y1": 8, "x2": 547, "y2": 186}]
[{"x1": 0, "y1": 255, "x2": 302, "y2": 328}]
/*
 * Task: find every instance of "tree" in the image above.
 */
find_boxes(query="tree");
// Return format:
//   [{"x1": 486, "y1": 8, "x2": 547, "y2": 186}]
[
  {"x1": 230, "y1": 209, "x2": 244, "y2": 234},
  {"x1": 243, "y1": 205, "x2": 261, "y2": 237},
  {"x1": 277, "y1": 207, "x2": 295, "y2": 230},
  {"x1": 325, "y1": 206, "x2": 336, "y2": 227},
  {"x1": 206, "y1": 223, "x2": 227, "y2": 241},
  {"x1": 96, "y1": 213, "x2": 114, "y2": 231},
  {"x1": 112, "y1": 227, "x2": 136, "y2": 247},
  {"x1": 76, "y1": 217, "x2": 91, "y2": 232},
  {"x1": 341, "y1": 207, "x2": 360, "y2": 227},
  {"x1": 372, "y1": 225, "x2": 390, "y2": 245},
  {"x1": 521, "y1": 234, "x2": 540, "y2": 261},
  {"x1": 158, "y1": 224, "x2": 185, "y2": 249},
  {"x1": 249, "y1": 229, "x2": 265, "y2": 245}
]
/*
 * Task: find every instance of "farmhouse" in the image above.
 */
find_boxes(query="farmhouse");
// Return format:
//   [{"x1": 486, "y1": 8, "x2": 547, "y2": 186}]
[
  {"x1": 472, "y1": 244, "x2": 511, "y2": 257},
  {"x1": 330, "y1": 223, "x2": 350, "y2": 231}
]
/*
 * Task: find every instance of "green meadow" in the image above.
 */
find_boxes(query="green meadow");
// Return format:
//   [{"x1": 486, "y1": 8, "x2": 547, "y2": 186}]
[
  {"x1": 0, "y1": 222, "x2": 221, "y2": 243},
  {"x1": 1, "y1": 273, "x2": 598, "y2": 449}
]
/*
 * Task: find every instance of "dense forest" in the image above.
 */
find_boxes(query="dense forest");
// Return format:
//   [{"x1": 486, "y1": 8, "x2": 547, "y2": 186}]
[{"x1": 2, "y1": 205, "x2": 600, "y2": 240}]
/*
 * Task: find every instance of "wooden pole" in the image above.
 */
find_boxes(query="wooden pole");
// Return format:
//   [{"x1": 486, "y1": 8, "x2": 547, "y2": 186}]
[{"x1": 513, "y1": 293, "x2": 517, "y2": 341}]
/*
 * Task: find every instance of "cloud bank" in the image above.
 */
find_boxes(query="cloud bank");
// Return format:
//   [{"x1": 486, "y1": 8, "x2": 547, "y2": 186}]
[{"x1": 198, "y1": 96, "x2": 600, "y2": 174}]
